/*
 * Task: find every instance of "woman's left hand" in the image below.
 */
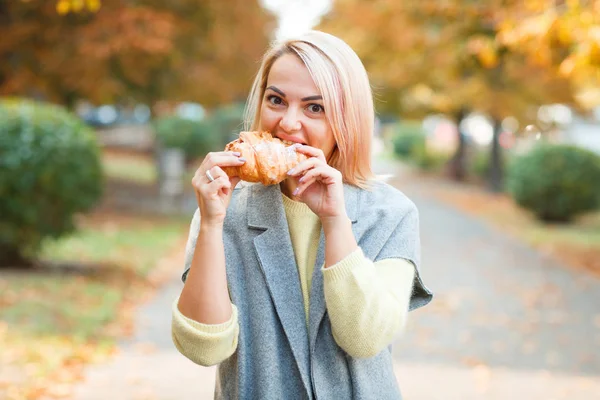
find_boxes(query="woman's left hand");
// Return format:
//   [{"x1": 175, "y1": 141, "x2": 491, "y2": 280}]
[{"x1": 287, "y1": 145, "x2": 346, "y2": 219}]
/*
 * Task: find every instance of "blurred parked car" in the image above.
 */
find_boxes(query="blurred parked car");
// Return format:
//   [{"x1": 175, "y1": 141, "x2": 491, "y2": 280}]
[{"x1": 76, "y1": 102, "x2": 152, "y2": 128}]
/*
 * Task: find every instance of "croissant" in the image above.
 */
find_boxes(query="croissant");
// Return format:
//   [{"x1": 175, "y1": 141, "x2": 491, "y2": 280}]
[{"x1": 222, "y1": 131, "x2": 308, "y2": 185}]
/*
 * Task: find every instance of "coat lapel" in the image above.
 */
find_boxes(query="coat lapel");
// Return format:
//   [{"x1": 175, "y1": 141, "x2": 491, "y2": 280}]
[
  {"x1": 247, "y1": 184, "x2": 312, "y2": 395},
  {"x1": 308, "y1": 184, "x2": 360, "y2": 352}
]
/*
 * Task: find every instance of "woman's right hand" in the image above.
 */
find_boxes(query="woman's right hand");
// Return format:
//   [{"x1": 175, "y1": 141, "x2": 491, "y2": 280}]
[{"x1": 192, "y1": 151, "x2": 245, "y2": 226}]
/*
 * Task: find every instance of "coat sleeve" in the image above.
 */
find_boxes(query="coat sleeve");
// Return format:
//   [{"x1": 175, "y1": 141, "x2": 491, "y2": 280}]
[
  {"x1": 373, "y1": 200, "x2": 433, "y2": 312},
  {"x1": 322, "y1": 199, "x2": 433, "y2": 358},
  {"x1": 181, "y1": 208, "x2": 200, "y2": 284}
]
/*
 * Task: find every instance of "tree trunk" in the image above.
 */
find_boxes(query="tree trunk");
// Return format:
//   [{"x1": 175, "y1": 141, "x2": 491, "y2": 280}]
[
  {"x1": 487, "y1": 118, "x2": 504, "y2": 192},
  {"x1": 447, "y1": 108, "x2": 469, "y2": 181},
  {"x1": 0, "y1": 246, "x2": 32, "y2": 268}
]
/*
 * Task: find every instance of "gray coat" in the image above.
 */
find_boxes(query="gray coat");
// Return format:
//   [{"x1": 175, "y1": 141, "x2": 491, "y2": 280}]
[{"x1": 182, "y1": 181, "x2": 432, "y2": 400}]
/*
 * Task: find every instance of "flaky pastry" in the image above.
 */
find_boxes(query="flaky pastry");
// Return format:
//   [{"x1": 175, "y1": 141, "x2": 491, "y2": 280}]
[{"x1": 222, "y1": 131, "x2": 308, "y2": 185}]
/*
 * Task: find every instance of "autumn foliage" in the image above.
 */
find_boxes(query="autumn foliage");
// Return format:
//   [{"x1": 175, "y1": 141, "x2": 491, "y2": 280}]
[
  {"x1": 319, "y1": 1, "x2": 582, "y2": 119},
  {"x1": 319, "y1": 0, "x2": 598, "y2": 190},
  {"x1": 498, "y1": 0, "x2": 600, "y2": 108},
  {"x1": 0, "y1": 0, "x2": 274, "y2": 109}
]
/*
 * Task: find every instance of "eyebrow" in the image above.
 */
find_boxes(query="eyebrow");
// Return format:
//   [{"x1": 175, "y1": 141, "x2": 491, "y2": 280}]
[
  {"x1": 266, "y1": 86, "x2": 323, "y2": 102},
  {"x1": 301, "y1": 95, "x2": 323, "y2": 101}
]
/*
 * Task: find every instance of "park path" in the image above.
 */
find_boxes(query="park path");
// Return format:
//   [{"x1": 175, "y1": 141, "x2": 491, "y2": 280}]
[
  {"x1": 388, "y1": 163, "x2": 600, "y2": 399},
  {"x1": 70, "y1": 152, "x2": 600, "y2": 400}
]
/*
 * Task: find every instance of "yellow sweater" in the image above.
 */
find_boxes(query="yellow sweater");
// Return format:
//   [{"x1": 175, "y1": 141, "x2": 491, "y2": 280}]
[{"x1": 172, "y1": 195, "x2": 415, "y2": 364}]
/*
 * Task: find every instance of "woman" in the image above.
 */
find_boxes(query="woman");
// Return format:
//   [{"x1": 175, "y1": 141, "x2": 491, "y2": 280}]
[{"x1": 172, "y1": 30, "x2": 432, "y2": 399}]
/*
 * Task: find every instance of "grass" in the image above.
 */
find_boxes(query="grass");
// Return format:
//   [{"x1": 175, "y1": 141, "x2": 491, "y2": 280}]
[
  {"x1": 41, "y1": 215, "x2": 188, "y2": 275},
  {"x1": 101, "y1": 150, "x2": 157, "y2": 185},
  {"x1": 524, "y1": 213, "x2": 600, "y2": 247},
  {"x1": 101, "y1": 149, "x2": 200, "y2": 194},
  {"x1": 0, "y1": 276, "x2": 121, "y2": 339},
  {"x1": 0, "y1": 212, "x2": 188, "y2": 400}
]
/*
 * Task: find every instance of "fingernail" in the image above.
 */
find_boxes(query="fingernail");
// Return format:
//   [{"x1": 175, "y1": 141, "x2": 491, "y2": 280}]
[
  {"x1": 238, "y1": 157, "x2": 246, "y2": 162},
  {"x1": 287, "y1": 168, "x2": 295, "y2": 175},
  {"x1": 232, "y1": 152, "x2": 241, "y2": 156},
  {"x1": 298, "y1": 176, "x2": 305, "y2": 183},
  {"x1": 293, "y1": 188, "x2": 299, "y2": 196},
  {"x1": 292, "y1": 143, "x2": 303, "y2": 148}
]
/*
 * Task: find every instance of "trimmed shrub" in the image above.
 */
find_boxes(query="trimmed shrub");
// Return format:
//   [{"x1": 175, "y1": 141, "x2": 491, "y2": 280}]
[
  {"x1": 390, "y1": 121, "x2": 449, "y2": 171},
  {"x1": 469, "y1": 149, "x2": 490, "y2": 180},
  {"x1": 0, "y1": 98, "x2": 104, "y2": 264},
  {"x1": 412, "y1": 145, "x2": 450, "y2": 172},
  {"x1": 391, "y1": 122, "x2": 426, "y2": 159},
  {"x1": 506, "y1": 144, "x2": 600, "y2": 222},
  {"x1": 210, "y1": 103, "x2": 245, "y2": 148},
  {"x1": 153, "y1": 103, "x2": 245, "y2": 162},
  {"x1": 152, "y1": 117, "x2": 219, "y2": 161},
  {"x1": 468, "y1": 148, "x2": 515, "y2": 186}
]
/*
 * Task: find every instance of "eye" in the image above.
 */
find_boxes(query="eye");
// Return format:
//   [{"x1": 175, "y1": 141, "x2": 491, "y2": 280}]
[
  {"x1": 267, "y1": 95, "x2": 283, "y2": 106},
  {"x1": 307, "y1": 104, "x2": 324, "y2": 113}
]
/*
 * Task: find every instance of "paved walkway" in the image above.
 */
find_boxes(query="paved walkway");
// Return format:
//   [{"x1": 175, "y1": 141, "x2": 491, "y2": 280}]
[
  {"x1": 71, "y1": 156, "x2": 600, "y2": 400},
  {"x1": 388, "y1": 166, "x2": 600, "y2": 399}
]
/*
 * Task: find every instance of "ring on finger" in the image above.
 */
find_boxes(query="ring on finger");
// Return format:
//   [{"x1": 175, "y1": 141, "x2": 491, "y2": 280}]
[{"x1": 205, "y1": 169, "x2": 215, "y2": 182}]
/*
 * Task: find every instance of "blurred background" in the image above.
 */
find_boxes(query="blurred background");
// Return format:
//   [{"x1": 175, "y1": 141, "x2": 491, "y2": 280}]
[{"x1": 1, "y1": 1, "x2": 599, "y2": 399}]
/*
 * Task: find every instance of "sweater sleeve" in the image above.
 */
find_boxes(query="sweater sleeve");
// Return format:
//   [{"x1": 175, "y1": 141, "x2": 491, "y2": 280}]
[
  {"x1": 171, "y1": 297, "x2": 239, "y2": 366},
  {"x1": 322, "y1": 247, "x2": 415, "y2": 358}
]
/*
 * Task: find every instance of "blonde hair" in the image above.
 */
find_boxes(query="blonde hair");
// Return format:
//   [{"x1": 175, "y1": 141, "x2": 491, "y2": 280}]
[{"x1": 244, "y1": 30, "x2": 375, "y2": 188}]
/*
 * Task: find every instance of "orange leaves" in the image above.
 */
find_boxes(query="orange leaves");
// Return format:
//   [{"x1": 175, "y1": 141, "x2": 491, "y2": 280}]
[
  {"x1": 0, "y1": 210, "x2": 187, "y2": 399},
  {"x1": 56, "y1": 0, "x2": 101, "y2": 15},
  {"x1": 2, "y1": 0, "x2": 273, "y2": 107},
  {"x1": 78, "y1": 7, "x2": 178, "y2": 60},
  {"x1": 56, "y1": 0, "x2": 70, "y2": 14},
  {"x1": 467, "y1": 36, "x2": 499, "y2": 69},
  {"x1": 320, "y1": 0, "x2": 587, "y2": 117},
  {"x1": 0, "y1": 335, "x2": 115, "y2": 400},
  {"x1": 498, "y1": 0, "x2": 600, "y2": 86}
]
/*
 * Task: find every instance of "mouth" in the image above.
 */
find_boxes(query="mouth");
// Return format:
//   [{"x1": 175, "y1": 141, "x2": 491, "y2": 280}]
[{"x1": 276, "y1": 133, "x2": 307, "y2": 146}]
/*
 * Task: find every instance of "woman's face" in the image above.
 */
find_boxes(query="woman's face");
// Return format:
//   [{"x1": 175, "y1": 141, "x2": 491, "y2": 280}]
[{"x1": 259, "y1": 54, "x2": 337, "y2": 160}]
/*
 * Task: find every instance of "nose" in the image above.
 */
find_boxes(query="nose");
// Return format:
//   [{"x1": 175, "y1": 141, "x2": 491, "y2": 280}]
[{"x1": 279, "y1": 107, "x2": 301, "y2": 132}]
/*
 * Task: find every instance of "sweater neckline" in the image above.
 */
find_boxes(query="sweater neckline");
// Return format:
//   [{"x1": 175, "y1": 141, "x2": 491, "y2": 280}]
[{"x1": 281, "y1": 193, "x2": 317, "y2": 217}]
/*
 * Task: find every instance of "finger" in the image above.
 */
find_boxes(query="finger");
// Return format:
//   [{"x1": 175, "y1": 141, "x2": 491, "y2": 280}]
[
  {"x1": 223, "y1": 176, "x2": 241, "y2": 198},
  {"x1": 229, "y1": 176, "x2": 241, "y2": 188},
  {"x1": 294, "y1": 145, "x2": 326, "y2": 162},
  {"x1": 205, "y1": 166, "x2": 227, "y2": 183},
  {"x1": 294, "y1": 166, "x2": 339, "y2": 195},
  {"x1": 200, "y1": 175, "x2": 231, "y2": 198},
  {"x1": 297, "y1": 165, "x2": 338, "y2": 184},
  {"x1": 192, "y1": 166, "x2": 226, "y2": 191},
  {"x1": 293, "y1": 176, "x2": 317, "y2": 197},
  {"x1": 215, "y1": 175, "x2": 233, "y2": 197},
  {"x1": 208, "y1": 169, "x2": 240, "y2": 193},
  {"x1": 287, "y1": 157, "x2": 323, "y2": 177},
  {"x1": 201, "y1": 151, "x2": 246, "y2": 170}
]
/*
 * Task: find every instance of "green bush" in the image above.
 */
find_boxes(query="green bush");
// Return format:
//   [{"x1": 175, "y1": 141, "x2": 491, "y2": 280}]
[
  {"x1": 412, "y1": 145, "x2": 450, "y2": 172},
  {"x1": 152, "y1": 117, "x2": 219, "y2": 161},
  {"x1": 506, "y1": 144, "x2": 600, "y2": 222},
  {"x1": 210, "y1": 103, "x2": 245, "y2": 148},
  {"x1": 0, "y1": 98, "x2": 104, "y2": 264},
  {"x1": 391, "y1": 122, "x2": 426, "y2": 159},
  {"x1": 469, "y1": 148, "x2": 514, "y2": 182},
  {"x1": 469, "y1": 149, "x2": 490, "y2": 180}
]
